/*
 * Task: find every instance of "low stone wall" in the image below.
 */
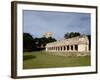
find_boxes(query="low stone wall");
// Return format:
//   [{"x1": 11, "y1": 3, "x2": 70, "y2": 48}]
[{"x1": 47, "y1": 52, "x2": 90, "y2": 57}]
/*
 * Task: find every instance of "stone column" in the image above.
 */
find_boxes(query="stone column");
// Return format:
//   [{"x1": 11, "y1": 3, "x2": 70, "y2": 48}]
[
  {"x1": 69, "y1": 45, "x2": 71, "y2": 51},
  {"x1": 54, "y1": 47, "x2": 55, "y2": 51},
  {"x1": 56, "y1": 47, "x2": 58, "y2": 51},
  {"x1": 73, "y1": 45, "x2": 75, "y2": 51},
  {"x1": 59, "y1": 46, "x2": 61, "y2": 51},
  {"x1": 57, "y1": 47, "x2": 59, "y2": 51},
  {"x1": 46, "y1": 47, "x2": 48, "y2": 51},
  {"x1": 64, "y1": 46, "x2": 66, "y2": 51},
  {"x1": 65, "y1": 46, "x2": 67, "y2": 51},
  {"x1": 56, "y1": 46, "x2": 57, "y2": 51},
  {"x1": 60, "y1": 46, "x2": 62, "y2": 51},
  {"x1": 55, "y1": 47, "x2": 56, "y2": 51},
  {"x1": 62, "y1": 46, "x2": 64, "y2": 51}
]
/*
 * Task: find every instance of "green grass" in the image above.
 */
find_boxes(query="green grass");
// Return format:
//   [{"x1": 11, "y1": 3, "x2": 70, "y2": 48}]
[{"x1": 23, "y1": 50, "x2": 90, "y2": 69}]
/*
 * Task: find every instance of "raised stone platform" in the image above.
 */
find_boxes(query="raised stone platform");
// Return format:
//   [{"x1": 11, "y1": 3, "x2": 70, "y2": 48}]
[{"x1": 47, "y1": 52, "x2": 90, "y2": 57}]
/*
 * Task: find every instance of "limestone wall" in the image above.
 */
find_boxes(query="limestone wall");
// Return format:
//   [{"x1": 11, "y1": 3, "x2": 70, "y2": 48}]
[{"x1": 45, "y1": 35, "x2": 89, "y2": 52}]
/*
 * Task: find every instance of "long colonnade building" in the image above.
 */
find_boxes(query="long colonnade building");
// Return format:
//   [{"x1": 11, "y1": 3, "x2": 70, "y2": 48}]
[{"x1": 45, "y1": 36, "x2": 89, "y2": 52}]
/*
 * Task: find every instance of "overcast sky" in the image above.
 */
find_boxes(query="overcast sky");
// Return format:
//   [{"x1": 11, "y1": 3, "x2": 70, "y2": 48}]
[{"x1": 23, "y1": 10, "x2": 91, "y2": 40}]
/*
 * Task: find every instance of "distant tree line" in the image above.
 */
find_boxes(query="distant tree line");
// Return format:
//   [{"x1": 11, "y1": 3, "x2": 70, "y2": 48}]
[
  {"x1": 23, "y1": 33, "x2": 56, "y2": 52},
  {"x1": 64, "y1": 32, "x2": 81, "y2": 39}
]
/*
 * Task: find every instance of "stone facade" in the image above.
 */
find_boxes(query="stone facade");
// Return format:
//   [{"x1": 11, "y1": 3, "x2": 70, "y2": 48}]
[{"x1": 45, "y1": 36, "x2": 89, "y2": 52}]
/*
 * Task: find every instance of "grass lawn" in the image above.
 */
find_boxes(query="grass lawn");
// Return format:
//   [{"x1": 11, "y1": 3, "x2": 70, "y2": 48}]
[{"x1": 23, "y1": 50, "x2": 91, "y2": 69}]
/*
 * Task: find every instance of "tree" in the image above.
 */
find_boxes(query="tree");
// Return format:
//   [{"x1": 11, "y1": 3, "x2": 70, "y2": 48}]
[
  {"x1": 39, "y1": 37, "x2": 56, "y2": 47},
  {"x1": 64, "y1": 32, "x2": 81, "y2": 39},
  {"x1": 23, "y1": 33, "x2": 57, "y2": 52},
  {"x1": 47, "y1": 37, "x2": 57, "y2": 43},
  {"x1": 33, "y1": 37, "x2": 56, "y2": 50},
  {"x1": 23, "y1": 33, "x2": 35, "y2": 52}
]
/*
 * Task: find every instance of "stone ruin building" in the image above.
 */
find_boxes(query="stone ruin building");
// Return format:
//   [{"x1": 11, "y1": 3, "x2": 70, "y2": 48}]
[{"x1": 45, "y1": 35, "x2": 89, "y2": 52}]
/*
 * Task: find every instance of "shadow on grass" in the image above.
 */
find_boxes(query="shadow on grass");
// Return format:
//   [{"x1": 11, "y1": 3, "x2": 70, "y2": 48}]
[{"x1": 23, "y1": 55, "x2": 36, "y2": 60}]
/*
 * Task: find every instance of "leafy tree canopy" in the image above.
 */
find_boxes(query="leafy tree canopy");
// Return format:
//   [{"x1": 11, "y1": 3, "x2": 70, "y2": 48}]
[
  {"x1": 23, "y1": 33, "x2": 57, "y2": 52},
  {"x1": 23, "y1": 33, "x2": 34, "y2": 52},
  {"x1": 64, "y1": 32, "x2": 81, "y2": 39}
]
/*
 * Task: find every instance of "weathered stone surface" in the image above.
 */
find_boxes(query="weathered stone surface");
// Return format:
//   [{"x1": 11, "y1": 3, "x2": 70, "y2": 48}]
[{"x1": 45, "y1": 35, "x2": 89, "y2": 52}]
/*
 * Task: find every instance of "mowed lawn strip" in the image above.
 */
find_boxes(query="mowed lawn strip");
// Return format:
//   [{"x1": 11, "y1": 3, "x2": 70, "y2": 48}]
[{"x1": 23, "y1": 51, "x2": 90, "y2": 69}]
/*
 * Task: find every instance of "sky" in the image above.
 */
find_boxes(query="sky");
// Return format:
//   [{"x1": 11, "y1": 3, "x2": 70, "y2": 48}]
[{"x1": 23, "y1": 10, "x2": 91, "y2": 40}]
